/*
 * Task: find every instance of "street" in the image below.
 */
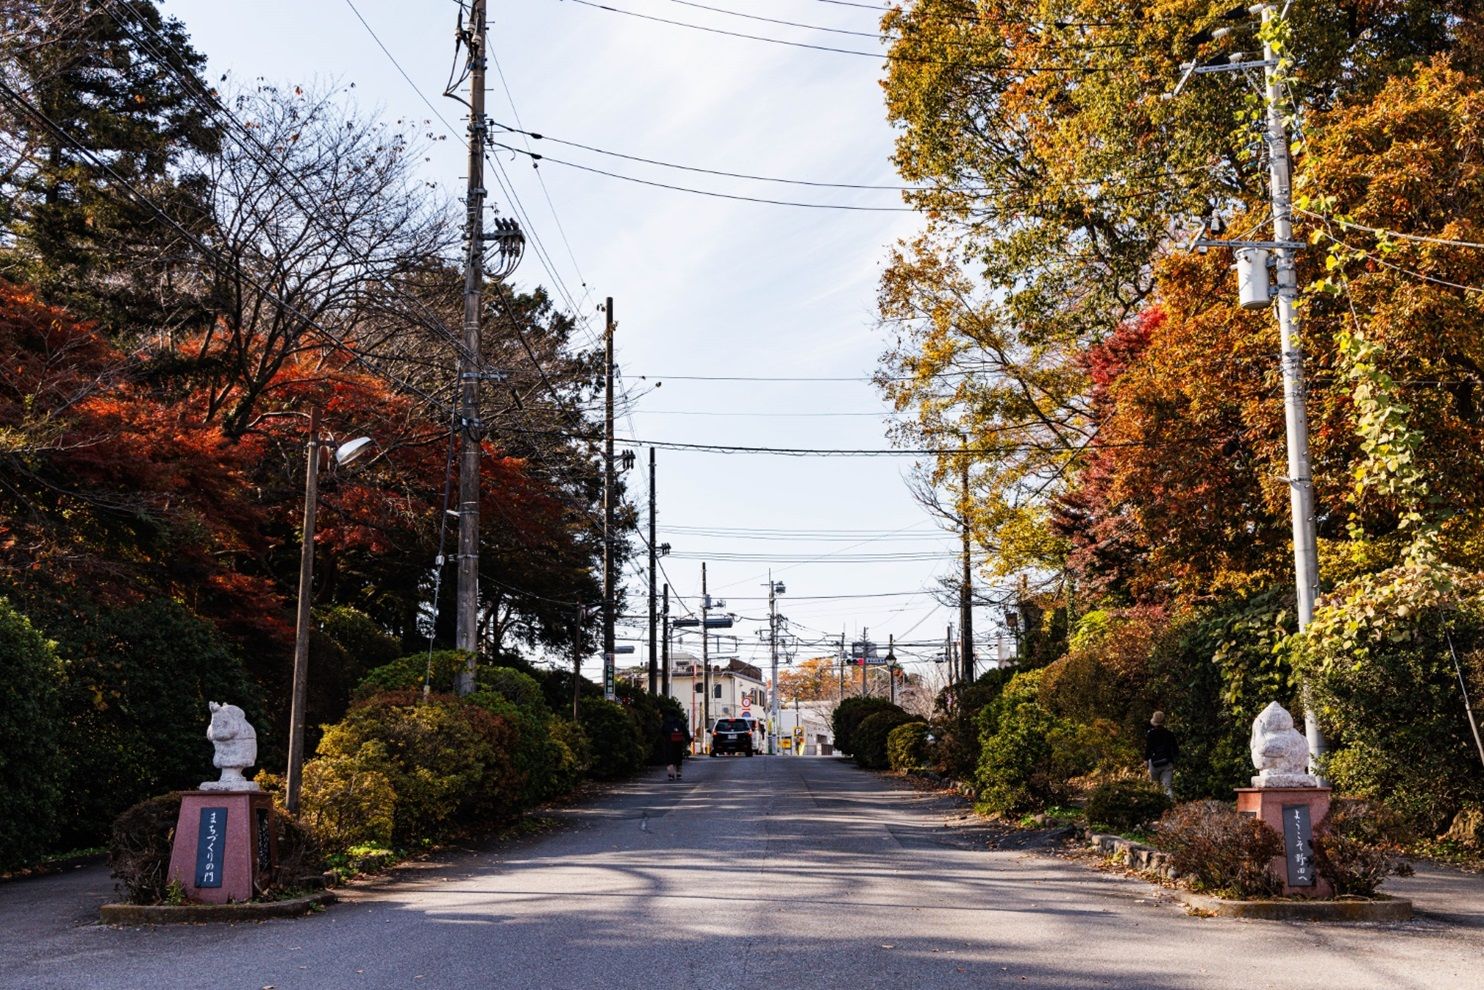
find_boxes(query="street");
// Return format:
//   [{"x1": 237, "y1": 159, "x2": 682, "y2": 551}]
[{"x1": 2, "y1": 756, "x2": 1481, "y2": 990}]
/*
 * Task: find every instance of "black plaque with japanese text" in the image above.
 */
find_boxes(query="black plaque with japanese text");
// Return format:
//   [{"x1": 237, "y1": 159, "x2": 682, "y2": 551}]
[
  {"x1": 194, "y1": 806, "x2": 227, "y2": 888},
  {"x1": 1282, "y1": 803, "x2": 1316, "y2": 887}
]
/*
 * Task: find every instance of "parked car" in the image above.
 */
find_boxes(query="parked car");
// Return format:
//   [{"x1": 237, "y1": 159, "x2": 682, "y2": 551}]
[{"x1": 710, "y1": 717, "x2": 755, "y2": 756}]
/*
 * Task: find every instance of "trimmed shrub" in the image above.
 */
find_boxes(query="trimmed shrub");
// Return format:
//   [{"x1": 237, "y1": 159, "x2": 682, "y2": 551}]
[
  {"x1": 313, "y1": 691, "x2": 522, "y2": 845},
  {"x1": 0, "y1": 598, "x2": 63, "y2": 872},
  {"x1": 1313, "y1": 799, "x2": 1414, "y2": 896},
  {"x1": 482, "y1": 667, "x2": 548, "y2": 712},
  {"x1": 1156, "y1": 800, "x2": 1282, "y2": 898},
  {"x1": 317, "y1": 605, "x2": 401, "y2": 673},
  {"x1": 544, "y1": 717, "x2": 592, "y2": 794},
  {"x1": 932, "y1": 671, "x2": 1014, "y2": 781},
  {"x1": 108, "y1": 793, "x2": 181, "y2": 905},
  {"x1": 354, "y1": 649, "x2": 471, "y2": 699},
  {"x1": 832, "y1": 697, "x2": 904, "y2": 757},
  {"x1": 1084, "y1": 776, "x2": 1172, "y2": 833},
  {"x1": 854, "y1": 710, "x2": 917, "y2": 770},
  {"x1": 53, "y1": 598, "x2": 261, "y2": 848},
  {"x1": 579, "y1": 698, "x2": 645, "y2": 779},
  {"x1": 887, "y1": 721, "x2": 932, "y2": 771},
  {"x1": 975, "y1": 697, "x2": 1058, "y2": 815},
  {"x1": 299, "y1": 744, "x2": 398, "y2": 851}
]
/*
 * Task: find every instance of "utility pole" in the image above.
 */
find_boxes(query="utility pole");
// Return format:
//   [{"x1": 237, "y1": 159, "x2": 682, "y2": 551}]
[
  {"x1": 960, "y1": 448, "x2": 974, "y2": 686},
  {"x1": 572, "y1": 596, "x2": 583, "y2": 721},
  {"x1": 1175, "y1": 5, "x2": 1325, "y2": 763},
  {"x1": 859, "y1": 626, "x2": 868, "y2": 697},
  {"x1": 661, "y1": 584, "x2": 671, "y2": 699},
  {"x1": 647, "y1": 447, "x2": 657, "y2": 695},
  {"x1": 284, "y1": 405, "x2": 321, "y2": 814},
  {"x1": 1258, "y1": 3, "x2": 1324, "y2": 762},
  {"x1": 887, "y1": 634, "x2": 896, "y2": 706},
  {"x1": 767, "y1": 571, "x2": 780, "y2": 756},
  {"x1": 453, "y1": 0, "x2": 488, "y2": 696},
  {"x1": 837, "y1": 631, "x2": 845, "y2": 702},
  {"x1": 602, "y1": 297, "x2": 616, "y2": 701},
  {"x1": 701, "y1": 562, "x2": 711, "y2": 741}
]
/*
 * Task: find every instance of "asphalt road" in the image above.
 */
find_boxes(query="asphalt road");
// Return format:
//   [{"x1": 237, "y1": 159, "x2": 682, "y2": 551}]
[{"x1": 2, "y1": 755, "x2": 1481, "y2": 989}]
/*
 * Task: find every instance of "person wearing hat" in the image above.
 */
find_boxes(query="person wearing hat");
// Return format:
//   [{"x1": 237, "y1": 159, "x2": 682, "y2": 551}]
[{"x1": 1145, "y1": 711, "x2": 1178, "y2": 798}]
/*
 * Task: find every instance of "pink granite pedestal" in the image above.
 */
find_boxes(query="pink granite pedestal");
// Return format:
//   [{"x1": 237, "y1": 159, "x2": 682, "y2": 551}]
[
  {"x1": 166, "y1": 791, "x2": 276, "y2": 904},
  {"x1": 1235, "y1": 786, "x2": 1332, "y2": 897}
]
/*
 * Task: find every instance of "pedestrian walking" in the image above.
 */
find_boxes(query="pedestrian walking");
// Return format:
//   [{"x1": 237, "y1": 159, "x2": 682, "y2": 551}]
[
  {"x1": 662, "y1": 712, "x2": 691, "y2": 780},
  {"x1": 1145, "y1": 711, "x2": 1178, "y2": 798}
]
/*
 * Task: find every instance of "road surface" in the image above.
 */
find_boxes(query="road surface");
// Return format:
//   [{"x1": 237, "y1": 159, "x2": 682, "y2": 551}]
[{"x1": 1, "y1": 755, "x2": 1480, "y2": 988}]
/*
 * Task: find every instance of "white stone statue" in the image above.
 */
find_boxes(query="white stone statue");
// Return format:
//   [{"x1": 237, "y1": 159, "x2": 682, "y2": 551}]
[
  {"x1": 200, "y1": 702, "x2": 260, "y2": 791},
  {"x1": 1249, "y1": 701, "x2": 1318, "y2": 788}
]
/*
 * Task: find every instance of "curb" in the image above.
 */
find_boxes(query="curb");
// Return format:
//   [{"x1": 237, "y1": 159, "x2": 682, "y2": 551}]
[
  {"x1": 100, "y1": 890, "x2": 336, "y2": 925},
  {"x1": 1089, "y1": 833, "x2": 1176, "y2": 879},
  {"x1": 1175, "y1": 890, "x2": 1412, "y2": 921}
]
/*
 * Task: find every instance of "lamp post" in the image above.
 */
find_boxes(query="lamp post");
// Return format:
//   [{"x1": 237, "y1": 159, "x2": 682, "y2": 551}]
[{"x1": 284, "y1": 407, "x2": 374, "y2": 815}]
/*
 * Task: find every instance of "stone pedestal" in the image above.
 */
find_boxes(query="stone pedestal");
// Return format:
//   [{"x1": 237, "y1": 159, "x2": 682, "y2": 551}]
[
  {"x1": 166, "y1": 791, "x2": 277, "y2": 904},
  {"x1": 1235, "y1": 786, "x2": 1332, "y2": 897}
]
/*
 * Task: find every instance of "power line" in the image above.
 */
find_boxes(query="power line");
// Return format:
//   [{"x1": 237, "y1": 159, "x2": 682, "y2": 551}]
[
  {"x1": 491, "y1": 120, "x2": 930, "y2": 191},
  {"x1": 564, "y1": 0, "x2": 1112, "y2": 71},
  {"x1": 491, "y1": 140, "x2": 914, "y2": 211}
]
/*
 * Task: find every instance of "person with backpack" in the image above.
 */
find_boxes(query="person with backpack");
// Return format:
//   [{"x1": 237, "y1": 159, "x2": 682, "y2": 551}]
[
  {"x1": 1145, "y1": 711, "x2": 1179, "y2": 798},
  {"x1": 662, "y1": 712, "x2": 692, "y2": 781}
]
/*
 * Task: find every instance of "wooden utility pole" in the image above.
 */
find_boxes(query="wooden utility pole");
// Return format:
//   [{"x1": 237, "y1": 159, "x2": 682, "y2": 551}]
[
  {"x1": 572, "y1": 595, "x2": 583, "y2": 721},
  {"x1": 454, "y1": 0, "x2": 488, "y2": 696},
  {"x1": 285, "y1": 405, "x2": 321, "y2": 814},
  {"x1": 960, "y1": 449, "x2": 974, "y2": 685},
  {"x1": 661, "y1": 584, "x2": 671, "y2": 699},
  {"x1": 602, "y1": 297, "x2": 616, "y2": 700}
]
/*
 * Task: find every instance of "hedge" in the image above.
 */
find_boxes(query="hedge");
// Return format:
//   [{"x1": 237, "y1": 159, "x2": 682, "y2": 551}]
[{"x1": 0, "y1": 598, "x2": 63, "y2": 872}]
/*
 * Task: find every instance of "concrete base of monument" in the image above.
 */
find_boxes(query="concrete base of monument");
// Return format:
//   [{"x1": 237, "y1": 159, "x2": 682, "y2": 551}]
[
  {"x1": 99, "y1": 889, "x2": 335, "y2": 925},
  {"x1": 1235, "y1": 786, "x2": 1334, "y2": 897},
  {"x1": 1174, "y1": 889, "x2": 1413, "y2": 921},
  {"x1": 165, "y1": 790, "x2": 277, "y2": 904}
]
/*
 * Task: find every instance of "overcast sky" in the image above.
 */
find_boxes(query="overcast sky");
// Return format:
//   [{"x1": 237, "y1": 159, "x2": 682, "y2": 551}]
[{"x1": 164, "y1": 0, "x2": 1008, "y2": 686}]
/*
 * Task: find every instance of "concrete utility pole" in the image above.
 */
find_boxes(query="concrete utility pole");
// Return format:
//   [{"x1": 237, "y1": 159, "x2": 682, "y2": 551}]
[
  {"x1": 859, "y1": 626, "x2": 869, "y2": 697},
  {"x1": 887, "y1": 634, "x2": 896, "y2": 706},
  {"x1": 647, "y1": 447, "x2": 657, "y2": 695},
  {"x1": 1258, "y1": 3, "x2": 1324, "y2": 763},
  {"x1": 602, "y1": 297, "x2": 616, "y2": 701},
  {"x1": 701, "y1": 562, "x2": 711, "y2": 740},
  {"x1": 453, "y1": 0, "x2": 488, "y2": 696},
  {"x1": 767, "y1": 572, "x2": 780, "y2": 755},
  {"x1": 959, "y1": 449, "x2": 974, "y2": 686}
]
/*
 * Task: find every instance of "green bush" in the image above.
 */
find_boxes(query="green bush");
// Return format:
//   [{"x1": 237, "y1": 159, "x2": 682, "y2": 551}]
[
  {"x1": 579, "y1": 698, "x2": 645, "y2": 779},
  {"x1": 1295, "y1": 563, "x2": 1484, "y2": 834},
  {"x1": 832, "y1": 697, "x2": 904, "y2": 756},
  {"x1": 0, "y1": 598, "x2": 63, "y2": 872},
  {"x1": 1313, "y1": 799, "x2": 1414, "y2": 897},
  {"x1": 932, "y1": 671, "x2": 1014, "y2": 781},
  {"x1": 108, "y1": 793, "x2": 181, "y2": 905},
  {"x1": 544, "y1": 717, "x2": 592, "y2": 794},
  {"x1": 354, "y1": 649, "x2": 472, "y2": 699},
  {"x1": 1156, "y1": 800, "x2": 1282, "y2": 898},
  {"x1": 1084, "y1": 776, "x2": 1172, "y2": 833},
  {"x1": 52, "y1": 598, "x2": 261, "y2": 848},
  {"x1": 973, "y1": 669, "x2": 1068, "y2": 815},
  {"x1": 470, "y1": 691, "x2": 570, "y2": 806},
  {"x1": 299, "y1": 744, "x2": 398, "y2": 851},
  {"x1": 481, "y1": 667, "x2": 549, "y2": 712},
  {"x1": 887, "y1": 721, "x2": 932, "y2": 771},
  {"x1": 318, "y1": 605, "x2": 401, "y2": 673},
  {"x1": 1444, "y1": 804, "x2": 1484, "y2": 851},
  {"x1": 854, "y1": 709, "x2": 917, "y2": 770},
  {"x1": 314, "y1": 691, "x2": 521, "y2": 845}
]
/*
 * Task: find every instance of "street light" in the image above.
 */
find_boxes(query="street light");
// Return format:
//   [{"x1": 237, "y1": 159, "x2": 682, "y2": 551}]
[{"x1": 285, "y1": 407, "x2": 375, "y2": 815}]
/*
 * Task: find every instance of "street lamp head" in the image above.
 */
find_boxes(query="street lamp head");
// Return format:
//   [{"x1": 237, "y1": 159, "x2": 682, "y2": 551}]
[
  {"x1": 333, "y1": 436, "x2": 375, "y2": 468},
  {"x1": 774, "y1": 581, "x2": 786, "y2": 594}
]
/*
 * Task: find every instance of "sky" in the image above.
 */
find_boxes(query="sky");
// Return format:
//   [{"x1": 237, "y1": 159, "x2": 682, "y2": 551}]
[{"x1": 162, "y1": 0, "x2": 1011, "y2": 687}]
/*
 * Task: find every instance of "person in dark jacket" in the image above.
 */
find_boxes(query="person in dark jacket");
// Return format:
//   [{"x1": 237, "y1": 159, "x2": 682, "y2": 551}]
[
  {"x1": 661, "y1": 713, "x2": 692, "y2": 781},
  {"x1": 1145, "y1": 711, "x2": 1178, "y2": 798}
]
